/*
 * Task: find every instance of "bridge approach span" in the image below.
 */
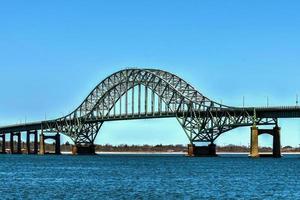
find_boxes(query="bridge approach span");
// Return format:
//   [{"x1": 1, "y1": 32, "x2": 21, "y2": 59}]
[{"x1": 0, "y1": 68, "x2": 299, "y2": 156}]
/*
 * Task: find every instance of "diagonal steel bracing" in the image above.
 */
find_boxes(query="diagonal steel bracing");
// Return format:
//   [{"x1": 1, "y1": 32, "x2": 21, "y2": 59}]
[{"x1": 0, "y1": 68, "x2": 291, "y2": 146}]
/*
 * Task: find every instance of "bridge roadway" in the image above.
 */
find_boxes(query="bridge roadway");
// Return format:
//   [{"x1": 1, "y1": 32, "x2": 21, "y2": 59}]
[{"x1": 1, "y1": 106, "x2": 300, "y2": 134}]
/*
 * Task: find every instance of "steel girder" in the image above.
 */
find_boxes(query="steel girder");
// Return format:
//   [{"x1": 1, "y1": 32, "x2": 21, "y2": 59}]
[{"x1": 42, "y1": 68, "x2": 276, "y2": 145}]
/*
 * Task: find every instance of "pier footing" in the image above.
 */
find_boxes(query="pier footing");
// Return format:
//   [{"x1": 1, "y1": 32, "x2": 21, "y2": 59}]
[
  {"x1": 188, "y1": 144, "x2": 217, "y2": 157},
  {"x1": 72, "y1": 145, "x2": 96, "y2": 155}
]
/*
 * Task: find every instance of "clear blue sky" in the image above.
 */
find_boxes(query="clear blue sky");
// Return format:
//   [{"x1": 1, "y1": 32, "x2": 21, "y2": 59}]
[{"x1": 1, "y1": 1, "x2": 300, "y2": 147}]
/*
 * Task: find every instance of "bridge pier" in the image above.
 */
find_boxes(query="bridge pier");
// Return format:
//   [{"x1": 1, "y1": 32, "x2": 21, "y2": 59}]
[
  {"x1": 250, "y1": 126, "x2": 259, "y2": 157},
  {"x1": 187, "y1": 143, "x2": 217, "y2": 157},
  {"x1": 10, "y1": 132, "x2": 22, "y2": 154},
  {"x1": 39, "y1": 133, "x2": 61, "y2": 155},
  {"x1": 72, "y1": 144, "x2": 96, "y2": 155},
  {"x1": 1, "y1": 134, "x2": 6, "y2": 154},
  {"x1": 39, "y1": 133, "x2": 45, "y2": 155},
  {"x1": 272, "y1": 126, "x2": 281, "y2": 158},
  {"x1": 26, "y1": 130, "x2": 38, "y2": 154},
  {"x1": 250, "y1": 125, "x2": 281, "y2": 158}
]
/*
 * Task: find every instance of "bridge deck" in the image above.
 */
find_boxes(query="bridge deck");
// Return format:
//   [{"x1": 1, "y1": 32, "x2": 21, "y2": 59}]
[{"x1": 1, "y1": 106, "x2": 300, "y2": 133}]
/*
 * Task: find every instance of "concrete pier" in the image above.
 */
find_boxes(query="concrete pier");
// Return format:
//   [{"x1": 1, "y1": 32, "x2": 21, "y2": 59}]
[
  {"x1": 272, "y1": 126, "x2": 281, "y2": 158},
  {"x1": 72, "y1": 145, "x2": 96, "y2": 155},
  {"x1": 250, "y1": 126, "x2": 259, "y2": 157},
  {"x1": 54, "y1": 133, "x2": 61, "y2": 155},
  {"x1": 10, "y1": 132, "x2": 21, "y2": 154},
  {"x1": 39, "y1": 133, "x2": 61, "y2": 155},
  {"x1": 249, "y1": 125, "x2": 281, "y2": 158},
  {"x1": 187, "y1": 143, "x2": 217, "y2": 157},
  {"x1": 1, "y1": 134, "x2": 6, "y2": 154},
  {"x1": 39, "y1": 133, "x2": 45, "y2": 155},
  {"x1": 26, "y1": 130, "x2": 38, "y2": 154}
]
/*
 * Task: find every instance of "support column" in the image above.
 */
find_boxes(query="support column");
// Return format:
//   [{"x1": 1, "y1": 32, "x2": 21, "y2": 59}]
[
  {"x1": 187, "y1": 144, "x2": 194, "y2": 157},
  {"x1": 39, "y1": 133, "x2": 45, "y2": 155},
  {"x1": 27, "y1": 130, "x2": 38, "y2": 154},
  {"x1": 26, "y1": 131, "x2": 30, "y2": 154},
  {"x1": 72, "y1": 144, "x2": 96, "y2": 155},
  {"x1": 1, "y1": 134, "x2": 6, "y2": 154},
  {"x1": 10, "y1": 132, "x2": 21, "y2": 154},
  {"x1": 17, "y1": 132, "x2": 21, "y2": 154},
  {"x1": 55, "y1": 133, "x2": 61, "y2": 155},
  {"x1": 34, "y1": 131, "x2": 38, "y2": 154},
  {"x1": 273, "y1": 126, "x2": 281, "y2": 158},
  {"x1": 250, "y1": 126, "x2": 259, "y2": 158},
  {"x1": 39, "y1": 133, "x2": 61, "y2": 155},
  {"x1": 10, "y1": 132, "x2": 14, "y2": 154}
]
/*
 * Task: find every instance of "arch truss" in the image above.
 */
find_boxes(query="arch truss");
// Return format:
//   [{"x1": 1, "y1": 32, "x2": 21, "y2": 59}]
[{"x1": 42, "y1": 69, "x2": 276, "y2": 146}]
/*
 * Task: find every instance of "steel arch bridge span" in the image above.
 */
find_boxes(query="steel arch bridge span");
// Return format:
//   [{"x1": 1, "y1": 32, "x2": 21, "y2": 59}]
[
  {"x1": 39, "y1": 68, "x2": 271, "y2": 145},
  {"x1": 0, "y1": 68, "x2": 284, "y2": 149}
]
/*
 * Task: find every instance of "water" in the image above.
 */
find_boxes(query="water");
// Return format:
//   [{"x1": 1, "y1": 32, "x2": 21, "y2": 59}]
[{"x1": 0, "y1": 154, "x2": 300, "y2": 199}]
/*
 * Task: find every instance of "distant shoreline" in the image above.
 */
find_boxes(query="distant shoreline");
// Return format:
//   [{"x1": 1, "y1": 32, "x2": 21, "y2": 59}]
[{"x1": 59, "y1": 151, "x2": 300, "y2": 155}]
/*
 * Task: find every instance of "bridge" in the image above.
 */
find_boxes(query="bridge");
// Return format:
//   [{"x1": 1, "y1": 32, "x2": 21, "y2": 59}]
[{"x1": 1, "y1": 68, "x2": 300, "y2": 156}]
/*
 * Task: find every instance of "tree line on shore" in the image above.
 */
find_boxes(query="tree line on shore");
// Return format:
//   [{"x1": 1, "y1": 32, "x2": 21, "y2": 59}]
[
  {"x1": 90, "y1": 144, "x2": 299, "y2": 152},
  {"x1": 2, "y1": 142, "x2": 300, "y2": 152}
]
